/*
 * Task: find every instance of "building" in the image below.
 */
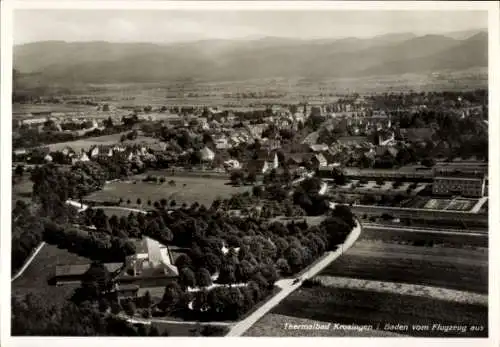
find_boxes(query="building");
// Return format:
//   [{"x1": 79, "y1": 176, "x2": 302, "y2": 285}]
[
  {"x1": 53, "y1": 237, "x2": 178, "y2": 290},
  {"x1": 199, "y1": 146, "x2": 215, "y2": 162},
  {"x1": 432, "y1": 176, "x2": 486, "y2": 198},
  {"x1": 311, "y1": 153, "x2": 328, "y2": 169},
  {"x1": 54, "y1": 263, "x2": 123, "y2": 285}
]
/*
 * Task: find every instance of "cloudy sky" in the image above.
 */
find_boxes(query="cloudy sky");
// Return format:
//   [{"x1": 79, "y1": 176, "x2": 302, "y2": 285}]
[{"x1": 14, "y1": 10, "x2": 487, "y2": 45}]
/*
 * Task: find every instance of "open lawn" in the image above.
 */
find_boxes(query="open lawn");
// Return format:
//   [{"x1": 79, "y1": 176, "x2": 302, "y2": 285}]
[
  {"x1": 12, "y1": 244, "x2": 91, "y2": 306},
  {"x1": 319, "y1": 240, "x2": 488, "y2": 294},
  {"x1": 269, "y1": 286, "x2": 487, "y2": 337},
  {"x1": 86, "y1": 175, "x2": 250, "y2": 208},
  {"x1": 42, "y1": 133, "x2": 161, "y2": 152}
]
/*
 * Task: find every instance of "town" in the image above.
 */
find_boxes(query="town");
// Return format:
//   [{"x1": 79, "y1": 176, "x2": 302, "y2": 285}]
[
  {"x1": 11, "y1": 88, "x2": 488, "y2": 337},
  {"x1": 8, "y1": 6, "x2": 492, "y2": 340}
]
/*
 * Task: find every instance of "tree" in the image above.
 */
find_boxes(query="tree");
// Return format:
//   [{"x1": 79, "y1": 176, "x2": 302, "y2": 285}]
[
  {"x1": 136, "y1": 198, "x2": 142, "y2": 205},
  {"x1": 218, "y1": 264, "x2": 236, "y2": 285},
  {"x1": 126, "y1": 199, "x2": 131, "y2": 205},
  {"x1": 259, "y1": 264, "x2": 278, "y2": 286},
  {"x1": 230, "y1": 171, "x2": 244, "y2": 186},
  {"x1": 276, "y1": 258, "x2": 291, "y2": 275},
  {"x1": 161, "y1": 282, "x2": 182, "y2": 310},
  {"x1": 170, "y1": 200, "x2": 177, "y2": 207},
  {"x1": 174, "y1": 254, "x2": 192, "y2": 270},
  {"x1": 15, "y1": 164, "x2": 24, "y2": 177},
  {"x1": 203, "y1": 253, "x2": 222, "y2": 275},
  {"x1": 421, "y1": 158, "x2": 435, "y2": 167},
  {"x1": 124, "y1": 301, "x2": 136, "y2": 317},
  {"x1": 142, "y1": 291, "x2": 152, "y2": 308},
  {"x1": 285, "y1": 247, "x2": 303, "y2": 272},
  {"x1": 196, "y1": 268, "x2": 213, "y2": 287},
  {"x1": 236, "y1": 260, "x2": 254, "y2": 282},
  {"x1": 110, "y1": 301, "x2": 122, "y2": 315},
  {"x1": 180, "y1": 267, "x2": 197, "y2": 288},
  {"x1": 80, "y1": 262, "x2": 112, "y2": 300},
  {"x1": 246, "y1": 172, "x2": 257, "y2": 184}
]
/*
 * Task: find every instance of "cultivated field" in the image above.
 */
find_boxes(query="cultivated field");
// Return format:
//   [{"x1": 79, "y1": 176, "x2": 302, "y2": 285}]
[
  {"x1": 361, "y1": 225, "x2": 488, "y2": 248},
  {"x1": 402, "y1": 197, "x2": 478, "y2": 212},
  {"x1": 244, "y1": 313, "x2": 404, "y2": 337},
  {"x1": 445, "y1": 199, "x2": 477, "y2": 211},
  {"x1": 267, "y1": 286, "x2": 487, "y2": 337},
  {"x1": 319, "y1": 240, "x2": 488, "y2": 294},
  {"x1": 86, "y1": 175, "x2": 250, "y2": 207},
  {"x1": 11, "y1": 244, "x2": 90, "y2": 306}
]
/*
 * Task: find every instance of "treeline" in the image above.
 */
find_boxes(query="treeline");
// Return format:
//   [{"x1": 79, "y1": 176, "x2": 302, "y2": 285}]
[
  {"x1": 366, "y1": 89, "x2": 487, "y2": 109},
  {"x1": 13, "y1": 124, "x2": 128, "y2": 150},
  {"x1": 43, "y1": 221, "x2": 136, "y2": 263},
  {"x1": 89, "y1": 203, "x2": 356, "y2": 321},
  {"x1": 11, "y1": 294, "x2": 165, "y2": 336}
]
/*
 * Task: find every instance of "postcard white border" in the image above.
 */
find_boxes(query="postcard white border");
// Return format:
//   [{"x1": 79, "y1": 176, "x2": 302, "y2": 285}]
[{"x1": 1, "y1": 1, "x2": 499, "y2": 347}]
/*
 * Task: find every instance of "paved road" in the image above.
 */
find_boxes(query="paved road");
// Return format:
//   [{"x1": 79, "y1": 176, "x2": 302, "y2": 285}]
[
  {"x1": 92, "y1": 205, "x2": 148, "y2": 215},
  {"x1": 117, "y1": 314, "x2": 232, "y2": 327},
  {"x1": 11, "y1": 242, "x2": 46, "y2": 282},
  {"x1": 226, "y1": 221, "x2": 362, "y2": 337}
]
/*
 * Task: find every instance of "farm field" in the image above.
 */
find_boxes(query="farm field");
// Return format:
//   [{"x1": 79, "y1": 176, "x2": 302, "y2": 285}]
[
  {"x1": 244, "y1": 313, "x2": 403, "y2": 337},
  {"x1": 319, "y1": 240, "x2": 488, "y2": 294},
  {"x1": 267, "y1": 286, "x2": 487, "y2": 337},
  {"x1": 402, "y1": 197, "x2": 478, "y2": 211},
  {"x1": 360, "y1": 225, "x2": 488, "y2": 248},
  {"x1": 86, "y1": 175, "x2": 250, "y2": 207},
  {"x1": 11, "y1": 244, "x2": 91, "y2": 306},
  {"x1": 445, "y1": 199, "x2": 476, "y2": 211},
  {"x1": 13, "y1": 103, "x2": 98, "y2": 116},
  {"x1": 41, "y1": 133, "x2": 162, "y2": 152}
]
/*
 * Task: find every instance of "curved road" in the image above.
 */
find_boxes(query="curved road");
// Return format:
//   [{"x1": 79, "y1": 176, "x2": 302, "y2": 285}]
[{"x1": 226, "y1": 221, "x2": 362, "y2": 337}]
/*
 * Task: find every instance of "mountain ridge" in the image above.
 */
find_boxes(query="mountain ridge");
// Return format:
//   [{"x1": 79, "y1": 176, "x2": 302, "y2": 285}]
[{"x1": 14, "y1": 30, "x2": 487, "y2": 84}]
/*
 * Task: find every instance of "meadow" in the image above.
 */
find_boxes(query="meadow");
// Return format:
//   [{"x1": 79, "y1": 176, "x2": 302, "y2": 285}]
[
  {"x1": 42, "y1": 133, "x2": 162, "y2": 152},
  {"x1": 85, "y1": 175, "x2": 250, "y2": 208}
]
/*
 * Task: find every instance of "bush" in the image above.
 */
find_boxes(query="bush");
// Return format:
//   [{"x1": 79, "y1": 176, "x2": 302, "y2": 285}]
[
  {"x1": 201, "y1": 325, "x2": 227, "y2": 336},
  {"x1": 302, "y1": 278, "x2": 323, "y2": 288}
]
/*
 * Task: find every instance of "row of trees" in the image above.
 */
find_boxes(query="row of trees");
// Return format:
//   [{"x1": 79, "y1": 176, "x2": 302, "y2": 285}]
[
  {"x1": 43, "y1": 221, "x2": 136, "y2": 262},
  {"x1": 12, "y1": 294, "x2": 165, "y2": 336}
]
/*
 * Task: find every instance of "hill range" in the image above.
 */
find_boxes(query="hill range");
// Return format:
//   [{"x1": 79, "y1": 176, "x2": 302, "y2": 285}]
[{"x1": 14, "y1": 30, "x2": 487, "y2": 84}]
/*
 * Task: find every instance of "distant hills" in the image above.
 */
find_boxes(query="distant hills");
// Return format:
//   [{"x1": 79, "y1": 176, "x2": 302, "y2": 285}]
[{"x1": 14, "y1": 30, "x2": 487, "y2": 85}]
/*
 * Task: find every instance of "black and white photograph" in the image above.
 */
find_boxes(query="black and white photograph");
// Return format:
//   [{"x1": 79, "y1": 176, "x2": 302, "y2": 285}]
[{"x1": 1, "y1": 1, "x2": 499, "y2": 344}]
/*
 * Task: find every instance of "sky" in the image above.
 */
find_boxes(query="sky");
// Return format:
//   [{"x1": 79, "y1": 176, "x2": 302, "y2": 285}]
[{"x1": 13, "y1": 10, "x2": 488, "y2": 45}]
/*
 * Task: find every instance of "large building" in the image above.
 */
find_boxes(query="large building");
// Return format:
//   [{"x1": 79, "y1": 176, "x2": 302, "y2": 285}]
[{"x1": 54, "y1": 237, "x2": 179, "y2": 292}]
